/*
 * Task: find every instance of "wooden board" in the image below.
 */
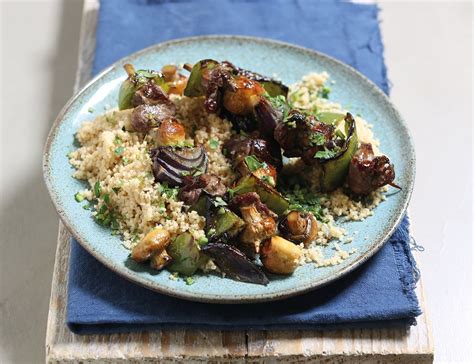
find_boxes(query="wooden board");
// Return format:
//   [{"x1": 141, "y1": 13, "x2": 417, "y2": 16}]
[{"x1": 45, "y1": 0, "x2": 434, "y2": 362}]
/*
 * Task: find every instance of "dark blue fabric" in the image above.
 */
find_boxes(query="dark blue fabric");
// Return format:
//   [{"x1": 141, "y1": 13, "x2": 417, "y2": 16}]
[{"x1": 67, "y1": 0, "x2": 420, "y2": 334}]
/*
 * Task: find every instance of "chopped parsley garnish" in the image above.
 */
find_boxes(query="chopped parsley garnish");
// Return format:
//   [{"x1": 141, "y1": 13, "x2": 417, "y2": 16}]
[
  {"x1": 114, "y1": 136, "x2": 122, "y2": 145},
  {"x1": 261, "y1": 175, "x2": 275, "y2": 186},
  {"x1": 156, "y1": 182, "x2": 178, "y2": 200},
  {"x1": 103, "y1": 193, "x2": 110, "y2": 204},
  {"x1": 185, "y1": 276, "x2": 195, "y2": 285},
  {"x1": 122, "y1": 157, "x2": 130, "y2": 165},
  {"x1": 319, "y1": 86, "x2": 331, "y2": 99},
  {"x1": 309, "y1": 132, "x2": 326, "y2": 147},
  {"x1": 282, "y1": 185, "x2": 325, "y2": 221},
  {"x1": 94, "y1": 181, "x2": 101, "y2": 198},
  {"x1": 179, "y1": 140, "x2": 195, "y2": 148},
  {"x1": 114, "y1": 146, "x2": 125, "y2": 155},
  {"x1": 314, "y1": 148, "x2": 339, "y2": 159},
  {"x1": 112, "y1": 187, "x2": 121, "y2": 194},
  {"x1": 74, "y1": 192, "x2": 84, "y2": 203},
  {"x1": 192, "y1": 167, "x2": 204, "y2": 177},
  {"x1": 87, "y1": 107, "x2": 94, "y2": 113},
  {"x1": 208, "y1": 138, "x2": 219, "y2": 150},
  {"x1": 212, "y1": 196, "x2": 228, "y2": 208},
  {"x1": 197, "y1": 236, "x2": 209, "y2": 245},
  {"x1": 244, "y1": 155, "x2": 267, "y2": 172},
  {"x1": 265, "y1": 93, "x2": 296, "y2": 126}
]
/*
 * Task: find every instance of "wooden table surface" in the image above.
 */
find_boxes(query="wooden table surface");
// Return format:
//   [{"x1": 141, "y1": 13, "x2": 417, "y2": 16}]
[{"x1": 45, "y1": 1, "x2": 434, "y2": 362}]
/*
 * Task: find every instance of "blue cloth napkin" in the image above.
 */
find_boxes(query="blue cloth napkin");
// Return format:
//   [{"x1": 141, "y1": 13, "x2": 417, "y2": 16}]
[{"x1": 67, "y1": 0, "x2": 421, "y2": 334}]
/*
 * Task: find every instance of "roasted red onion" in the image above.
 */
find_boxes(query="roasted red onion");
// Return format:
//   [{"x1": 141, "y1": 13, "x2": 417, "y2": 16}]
[
  {"x1": 201, "y1": 242, "x2": 269, "y2": 285},
  {"x1": 150, "y1": 146, "x2": 208, "y2": 186}
]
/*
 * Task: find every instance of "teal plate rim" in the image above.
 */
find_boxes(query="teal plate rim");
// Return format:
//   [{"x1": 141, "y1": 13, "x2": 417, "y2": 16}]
[{"x1": 43, "y1": 35, "x2": 415, "y2": 303}]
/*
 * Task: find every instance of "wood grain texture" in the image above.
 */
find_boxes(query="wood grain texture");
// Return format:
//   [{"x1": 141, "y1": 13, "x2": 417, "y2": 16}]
[{"x1": 45, "y1": 0, "x2": 434, "y2": 362}]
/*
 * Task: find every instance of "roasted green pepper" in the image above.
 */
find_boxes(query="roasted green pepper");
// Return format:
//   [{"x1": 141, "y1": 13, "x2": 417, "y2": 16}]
[
  {"x1": 118, "y1": 64, "x2": 168, "y2": 110},
  {"x1": 189, "y1": 195, "x2": 207, "y2": 216},
  {"x1": 232, "y1": 174, "x2": 289, "y2": 215},
  {"x1": 183, "y1": 59, "x2": 219, "y2": 97},
  {"x1": 208, "y1": 207, "x2": 245, "y2": 239},
  {"x1": 316, "y1": 113, "x2": 358, "y2": 191},
  {"x1": 184, "y1": 59, "x2": 288, "y2": 99},
  {"x1": 317, "y1": 112, "x2": 346, "y2": 125},
  {"x1": 167, "y1": 232, "x2": 204, "y2": 275}
]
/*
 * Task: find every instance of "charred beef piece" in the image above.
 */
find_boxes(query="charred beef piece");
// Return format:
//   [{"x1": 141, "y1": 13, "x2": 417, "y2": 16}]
[
  {"x1": 229, "y1": 192, "x2": 277, "y2": 258},
  {"x1": 130, "y1": 82, "x2": 177, "y2": 133},
  {"x1": 223, "y1": 134, "x2": 282, "y2": 170},
  {"x1": 273, "y1": 110, "x2": 334, "y2": 161},
  {"x1": 178, "y1": 174, "x2": 227, "y2": 205},
  {"x1": 347, "y1": 143, "x2": 400, "y2": 195},
  {"x1": 131, "y1": 104, "x2": 176, "y2": 132},
  {"x1": 131, "y1": 82, "x2": 175, "y2": 109}
]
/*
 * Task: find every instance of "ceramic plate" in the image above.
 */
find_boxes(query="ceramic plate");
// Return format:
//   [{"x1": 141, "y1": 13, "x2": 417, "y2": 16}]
[{"x1": 43, "y1": 36, "x2": 415, "y2": 303}]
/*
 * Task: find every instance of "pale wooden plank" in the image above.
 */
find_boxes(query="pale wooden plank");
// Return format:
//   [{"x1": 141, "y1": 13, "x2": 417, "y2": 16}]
[
  {"x1": 246, "y1": 274, "x2": 433, "y2": 363},
  {"x1": 46, "y1": 0, "x2": 434, "y2": 362}
]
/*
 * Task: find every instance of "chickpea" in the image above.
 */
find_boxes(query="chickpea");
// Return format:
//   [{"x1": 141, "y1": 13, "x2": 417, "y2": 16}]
[
  {"x1": 156, "y1": 119, "x2": 186, "y2": 147},
  {"x1": 260, "y1": 236, "x2": 301, "y2": 275},
  {"x1": 150, "y1": 249, "x2": 173, "y2": 270},
  {"x1": 223, "y1": 76, "x2": 265, "y2": 116},
  {"x1": 131, "y1": 227, "x2": 171, "y2": 262}
]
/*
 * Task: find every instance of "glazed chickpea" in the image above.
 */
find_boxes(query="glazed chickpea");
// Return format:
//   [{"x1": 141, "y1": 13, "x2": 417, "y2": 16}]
[
  {"x1": 131, "y1": 227, "x2": 171, "y2": 262},
  {"x1": 156, "y1": 119, "x2": 186, "y2": 147},
  {"x1": 260, "y1": 236, "x2": 302, "y2": 275},
  {"x1": 223, "y1": 76, "x2": 265, "y2": 116},
  {"x1": 150, "y1": 249, "x2": 173, "y2": 270}
]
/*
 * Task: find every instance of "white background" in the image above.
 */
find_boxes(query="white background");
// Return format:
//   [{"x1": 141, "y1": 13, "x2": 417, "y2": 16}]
[{"x1": 0, "y1": 0, "x2": 472, "y2": 362}]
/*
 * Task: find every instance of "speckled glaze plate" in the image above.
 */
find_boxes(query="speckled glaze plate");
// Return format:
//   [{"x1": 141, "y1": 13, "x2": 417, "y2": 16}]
[{"x1": 43, "y1": 36, "x2": 414, "y2": 303}]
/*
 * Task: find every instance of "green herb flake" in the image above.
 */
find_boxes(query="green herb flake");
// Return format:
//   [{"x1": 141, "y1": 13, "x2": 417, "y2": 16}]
[
  {"x1": 74, "y1": 192, "x2": 84, "y2": 203},
  {"x1": 112, "y1": 187, "x2": 121, "y2": 194},
  {"x1": 261, "y1": 175, "x2": 275, "y2": 186},
  {"x1": 282, "y1": 186, "x2": 325, "y2": 221},
  {"x1": 244, "y1": 155, "x2": 266, "y2": 172},
  {"x1": 320, "y1": 86, "x2": 331, "y2": 99},
  {"x1": 114, "y1": 146, "x2": 125, "y2": 155},
  {"x1": 98, "y1": 204, "x2": 108, "y2": 215},
  {"x1": 314, "y1": 148, "x2": 339, "y2": 159},
  {"x1": 309, "y1": 132, "x2": 326, "y2": 147},
  {"x1": 208, "y1": 138, "x2": 219, "y2": 150},
  {"x1": 87, "y1": 107, "x2": 95, "y2": 113},
  {"x1": 212, "y1": 196, "x2": 228, "y2": 207},
  {"x1": 103, "y1": 193, "x2": 110, "y2": 204},
  {"x1": 197, "y1": 236, "x2": 208, "y2": 245},
  {"x1": 114, "y1": 136, "x2": 122, "y2": 145},
  {"x1": 185, "y1": 276, "x2": 195, "y2": 285},
  {"x1": 122, "y1": 157, "x2": 130, "y2": 165},
  {"x1": 94, "y1": 181, "x2": 101, "y2": 198},
  {"x1": 157, "y1": 182, "x2": 178, "y2": 200}
]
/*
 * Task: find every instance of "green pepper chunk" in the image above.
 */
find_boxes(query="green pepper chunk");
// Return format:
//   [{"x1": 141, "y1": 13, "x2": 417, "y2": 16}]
[
  {"x1": 183, "y1": 59, "x2": 219, "y2": 97},
  {"x1": 232, "y1": 174, "x2": 289, "y2": 215},
  {"x1": 167, "y1": 232, "x2": 205, "y2": 276},
  {"x1": 317, "y1": 113, "x2": 358, "y2": 191},
  {"x1": 316, "y1": 112, "x2": 346, "y2": 125},
  {"x1": 189, "y1": 195, "x2": 207, "y2": 216},
  {"x1": 118, "y1": 64, "x2": 168, "y2": 110},
  {"x1": 208, "y1": 207, "x2": 245, "y2": 239}
]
